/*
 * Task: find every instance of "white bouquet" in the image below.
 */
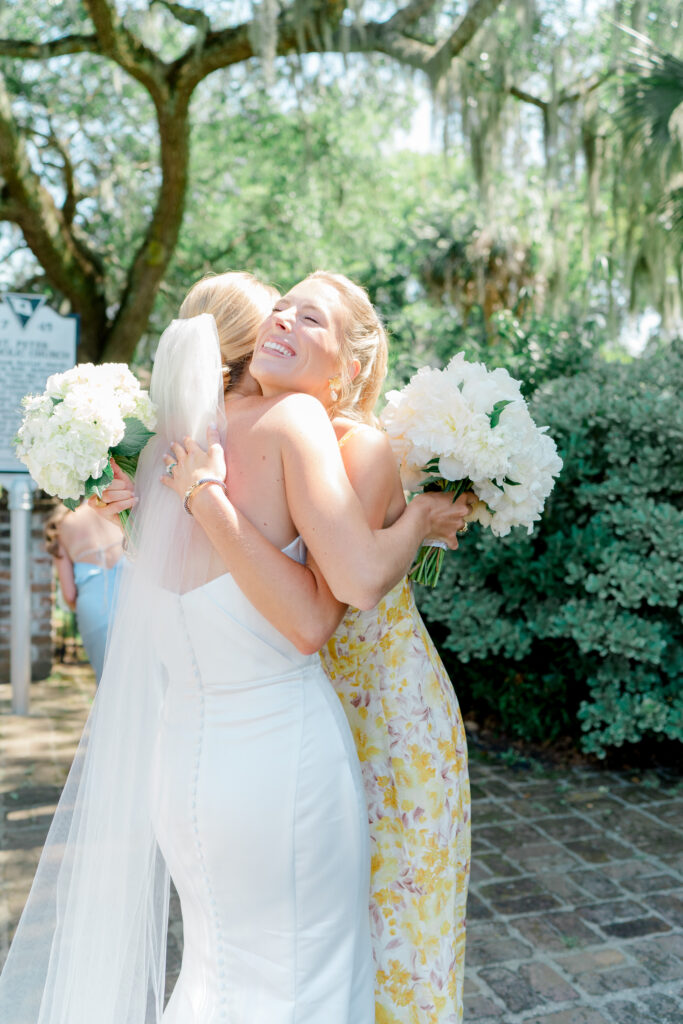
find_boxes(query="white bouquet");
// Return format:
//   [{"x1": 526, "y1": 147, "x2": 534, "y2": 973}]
[
  {"x1": 15, "y1": 362, "x2": 156, "y2": 521},
  {"x1": 380, "y1": 352, "x2": 563, "y2": 585}
]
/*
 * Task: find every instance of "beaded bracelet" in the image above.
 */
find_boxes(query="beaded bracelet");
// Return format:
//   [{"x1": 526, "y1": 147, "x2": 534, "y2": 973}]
[{"x1": 183, "y1": 477, "x2": 227, "y2": 516}]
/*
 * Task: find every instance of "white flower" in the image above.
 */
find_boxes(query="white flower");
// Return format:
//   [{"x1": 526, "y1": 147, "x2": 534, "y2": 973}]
[
  {"x1": 15, "y1": 362, "x2": 156, "y2": 502},
  {"x1": 380, "y1": 354, "x2": 563, "y2": 541}
]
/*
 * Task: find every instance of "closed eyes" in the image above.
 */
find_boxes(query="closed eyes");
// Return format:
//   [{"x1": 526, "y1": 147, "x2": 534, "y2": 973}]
[{"x1": 271, "y1": 303, "x2": 323, "y2": 325}]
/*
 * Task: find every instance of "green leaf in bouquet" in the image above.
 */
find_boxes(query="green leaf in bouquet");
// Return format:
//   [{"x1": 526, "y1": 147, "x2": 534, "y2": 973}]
[
  {"x1": 51, "y1": 397, "x2": 63, "y2": 406},
  {"x1": 111, "y1": 417, "x2": 155, "y2": 458},
  {"x1": 112, "y1": 452, "x2": 140, "y2": 480},
  {"x1": 84, "y1": 462, "x2": 114, "y2": 500},
  {"x1": 504, "y1": 478, "x2": 521, "y2": 486},
  {"x1": 489, "y1": 399, "x2": 513, "y2": 429},
  {"x1": 422, "y1": 476, "x2": 448, "y2": 490},
  {"x1": 68, "y1": 464, "x2": 116, "y2": 511}
]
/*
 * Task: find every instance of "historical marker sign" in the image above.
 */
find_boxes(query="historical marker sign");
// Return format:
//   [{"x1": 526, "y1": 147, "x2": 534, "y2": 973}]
[{"x1": 0, "y1": 294, "x2": 78, "y2": 474}]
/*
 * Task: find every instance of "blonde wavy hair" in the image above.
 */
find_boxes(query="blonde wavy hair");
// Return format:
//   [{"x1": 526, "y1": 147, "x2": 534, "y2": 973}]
[
  {"x1": 179, "y1": 271, "x2": 279, "y2": 392},
  {"x1": 304, "y1": 271, "x2": 388, "y2": 423}
]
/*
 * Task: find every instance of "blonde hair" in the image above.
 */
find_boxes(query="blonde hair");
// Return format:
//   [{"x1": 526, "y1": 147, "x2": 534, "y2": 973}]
[
  {"x1": 305, "y1": 271, "x2": 388, "y2": 423},
  {"x1": 44, "y1": 504, "x2": 69, "y2": 557},
  {"x1": 179, "y1": 271, "x2": 279, "y2": 392}
]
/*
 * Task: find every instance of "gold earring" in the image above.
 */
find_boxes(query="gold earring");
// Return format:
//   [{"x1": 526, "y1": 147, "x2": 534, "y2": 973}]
[{"x1": 328, "y1": 376, "x2": 341, "y2": 402}]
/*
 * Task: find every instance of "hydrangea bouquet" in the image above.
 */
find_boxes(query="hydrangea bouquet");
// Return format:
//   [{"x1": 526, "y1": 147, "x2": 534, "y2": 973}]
[
  {"x1": 15, "y1": 363, "x2": 156, "y2": 523},
  {"x1": 380, "y1": 352, "x2": 563, "y2": 586}
]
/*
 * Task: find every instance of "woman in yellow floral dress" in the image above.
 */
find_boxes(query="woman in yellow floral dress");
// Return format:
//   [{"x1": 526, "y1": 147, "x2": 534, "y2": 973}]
[{"x1": 322, "y1": 422, "x2": 471, "y2": 1024}]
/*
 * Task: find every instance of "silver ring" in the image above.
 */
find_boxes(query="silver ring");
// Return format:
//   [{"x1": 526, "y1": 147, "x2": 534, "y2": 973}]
[{"x1": 166, "y1": 462, "x2": 177, "y2": 478}]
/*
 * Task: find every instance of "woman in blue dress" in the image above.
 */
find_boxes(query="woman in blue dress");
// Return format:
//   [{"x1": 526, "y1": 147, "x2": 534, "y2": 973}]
[{"x1": 44, "y1": 501, "x2": 124, "y2": 681}]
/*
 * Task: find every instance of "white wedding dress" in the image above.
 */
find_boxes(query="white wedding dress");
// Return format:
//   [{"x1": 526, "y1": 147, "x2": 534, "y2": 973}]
[{"x1": 152, "y1": 538, "x2": 374, "y2": 1024}]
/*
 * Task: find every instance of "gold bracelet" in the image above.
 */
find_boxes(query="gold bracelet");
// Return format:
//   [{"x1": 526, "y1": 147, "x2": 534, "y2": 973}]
[{"x1": 183, "y1": 477, "x2": 227, "y2": 516}]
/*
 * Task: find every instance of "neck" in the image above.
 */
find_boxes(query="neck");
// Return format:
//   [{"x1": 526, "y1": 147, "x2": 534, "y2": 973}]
[
  {"x1": 226, "y1": 373, "x2": 261, "y2": 401},
  {"x1": 257, "y1": 378, "x2": 333, "y2": 415}
]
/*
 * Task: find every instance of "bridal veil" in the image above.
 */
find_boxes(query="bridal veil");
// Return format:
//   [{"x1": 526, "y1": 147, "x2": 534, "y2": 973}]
[{"x1": 0, "y1": 314, "x2": 226, "y2": 1023}]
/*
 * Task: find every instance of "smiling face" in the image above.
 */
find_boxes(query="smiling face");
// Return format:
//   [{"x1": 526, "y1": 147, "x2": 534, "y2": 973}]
[{"x1": 250, "y1": 279, "x2": 350, "y2": 405}]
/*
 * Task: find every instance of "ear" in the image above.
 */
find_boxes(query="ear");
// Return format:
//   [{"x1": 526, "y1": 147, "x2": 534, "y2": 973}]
[{"x1": 348, "y1": 359, "x2": 361, "y2": 382}]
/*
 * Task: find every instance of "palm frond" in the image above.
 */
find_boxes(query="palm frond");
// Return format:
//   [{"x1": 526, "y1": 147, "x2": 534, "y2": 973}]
[{"x1": 619, "y1": 48, "x2": 683, "y2": 157}]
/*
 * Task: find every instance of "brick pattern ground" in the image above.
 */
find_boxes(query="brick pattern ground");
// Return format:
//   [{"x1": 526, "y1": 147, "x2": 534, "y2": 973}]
[
  {"x1": 466, "y1": 750, "x2": 683, "y2": 1023},
  {"x1": 1, "y1": 669, "x2": 682, "y2": 1023}
]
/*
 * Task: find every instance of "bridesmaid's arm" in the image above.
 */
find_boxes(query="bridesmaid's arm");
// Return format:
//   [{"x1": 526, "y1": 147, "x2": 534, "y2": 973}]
[
  {"x1": 277, "y1": 395, "x2": 465, "y2": 608},
  {"x1": 54, "y1": 546, "x2": 77, "y2": 611}
]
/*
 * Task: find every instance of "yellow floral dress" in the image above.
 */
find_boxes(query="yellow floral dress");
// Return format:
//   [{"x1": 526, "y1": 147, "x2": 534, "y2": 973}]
[{"x1": 320, "y1": 577, "x2": 470, "y2": 1024}]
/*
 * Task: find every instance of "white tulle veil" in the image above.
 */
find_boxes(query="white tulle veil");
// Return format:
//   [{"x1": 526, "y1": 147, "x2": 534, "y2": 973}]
[{"x1": 0, "y1": 314, "x2": 226, "y2": 1023}]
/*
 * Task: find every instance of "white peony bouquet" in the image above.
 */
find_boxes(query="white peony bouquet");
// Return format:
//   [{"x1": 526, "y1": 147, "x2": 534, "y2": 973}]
[
  {"x1": 380, "y1": 352, "x2": 563, "y2": 585},
  {"x1": 15, "y1": 362, "x2": 156, "y2": 521}
]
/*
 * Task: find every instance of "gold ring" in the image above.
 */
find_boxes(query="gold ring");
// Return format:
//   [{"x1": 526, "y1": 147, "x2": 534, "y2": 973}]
[
  {"x1": 92, "y1": 496, "x2": 106, "y2": 508},
  {"x1": 457, "y1": 522, "x2": 469, "y2": 535}
]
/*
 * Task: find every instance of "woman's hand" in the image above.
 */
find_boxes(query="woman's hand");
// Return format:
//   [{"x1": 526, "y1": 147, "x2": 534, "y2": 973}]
[
  {"x1": 89, "y1": 459, "x2": 136, "y2": 524},
  {"x1": 413, "y1": 490, "x2": 476, "y2": 549},
  {"x1": 160, "y1": 426, "x2": 227, "y2": 501}
]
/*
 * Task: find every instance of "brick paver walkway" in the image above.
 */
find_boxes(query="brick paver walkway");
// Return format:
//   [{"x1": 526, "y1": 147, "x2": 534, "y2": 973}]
[
  {"x1": 1, "y1": 668, "x2": 682, "y2": 1022},
  {"x1": 465, "y1": 750, "x2": 683, "y2": 1023}
]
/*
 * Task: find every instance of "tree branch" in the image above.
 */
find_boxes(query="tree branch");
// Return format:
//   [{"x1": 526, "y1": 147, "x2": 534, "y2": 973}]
[
  {"x1": 509, "y1": 85, "x2": 548, "y2": 111},
  {"x1": 193, "y1": 0, "x2": 505, "y2": 82},
  {"x1": 83, "y1": 0, "x2": 166, "y2": 99},
  {"x1": 34, "y1": 125, "x2": 80, "y2": 226},
  {"x1": 0, "y1": 191, "x2": 20, "y2": 221},
  {"x1": 152, "y1": 0, "x2": 210, "y2": 34},
  {"x1": 0, "y1": 72, "x2": 106, "y2": 356},
  {"x1": 558, "y1": 70, "x2": 614, "y2": 105},
  {"x1": 384, "y1": 0, "x2": 439, "y2": 34},
  {"x1": 101, "y1": 101, "x2": 192, "y2": 359},
  {"x1": 509, "y1": 71, "x2": 614, "y2": 112},
  {"x1": 0, "y1": 35, "x2": 99, "y2": 60},
  {"x1": 426, "y1": 0, "x2": 507, "y2": 77}
]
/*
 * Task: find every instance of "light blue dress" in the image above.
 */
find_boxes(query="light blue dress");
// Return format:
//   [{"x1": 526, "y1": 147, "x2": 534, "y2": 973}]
[{"x1": 73, "y1": 557, "x2": 123, "y2": 682}]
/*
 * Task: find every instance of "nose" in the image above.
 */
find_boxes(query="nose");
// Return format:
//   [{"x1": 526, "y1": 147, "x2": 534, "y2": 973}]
[{"x1": 273, "y1": 304, "x2": 295, "y2": 330}]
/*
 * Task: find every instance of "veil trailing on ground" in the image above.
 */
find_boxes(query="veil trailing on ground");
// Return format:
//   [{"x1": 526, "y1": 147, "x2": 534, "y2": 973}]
[{"x1": 0, "y1": 314, "x2": 226, "y2": 1023}]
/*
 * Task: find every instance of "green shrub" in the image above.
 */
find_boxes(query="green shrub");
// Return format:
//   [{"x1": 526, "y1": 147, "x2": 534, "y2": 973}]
[{"x1": 417, "y1": 340, "x2": 683, "y2": 757}]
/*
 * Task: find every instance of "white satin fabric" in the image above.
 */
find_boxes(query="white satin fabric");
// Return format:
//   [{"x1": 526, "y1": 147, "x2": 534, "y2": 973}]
[{"x1": 152, "y1": 538, "x2": 374, "y2": 1024}]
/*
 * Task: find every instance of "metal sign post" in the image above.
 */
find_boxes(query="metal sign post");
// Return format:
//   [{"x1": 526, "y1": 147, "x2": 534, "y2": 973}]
[
  {"x1": 0, "y1": 293, "x2": 78, "y2": 714},
  {"x1": 8, "y1": 476, "x2": 33, "y2": 714}
]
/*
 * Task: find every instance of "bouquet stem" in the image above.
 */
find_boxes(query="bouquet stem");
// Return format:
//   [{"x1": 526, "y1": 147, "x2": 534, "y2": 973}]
[
  {"x1": 408, "y1": 475, "x2": 473, "y2": 588},
  {"x1": 409, "y1": 543, "x2": 446, "y2": 586}
]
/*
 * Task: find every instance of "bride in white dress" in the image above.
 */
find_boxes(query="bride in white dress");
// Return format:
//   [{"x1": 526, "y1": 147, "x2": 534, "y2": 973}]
[
  {"x1": 0, "y1": 277, "x2": 463, "y2": 1024},
  {"x1": 153, "y1": 543, "x2": 371, "y2": 1024}
]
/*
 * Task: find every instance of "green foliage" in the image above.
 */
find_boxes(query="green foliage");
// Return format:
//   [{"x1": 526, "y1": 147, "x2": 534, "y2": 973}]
[
  {"x1": 147, "y1": 66, "x2": 420, "y2": 335},
  {"x1": 417, "y1": 338, "x2": 683, "y2": 757},
  {"x1": 380, "y1": 300, "x2": 604, "y2": 397}
]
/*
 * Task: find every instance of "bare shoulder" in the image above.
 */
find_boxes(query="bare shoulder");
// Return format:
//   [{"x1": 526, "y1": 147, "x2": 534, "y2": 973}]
[
  {"x1": 267, "y1": 393, "x2": 337, "y2": 443},
  {"x1": 337, "y1": 421, "x2": 397, "y2": 472}
]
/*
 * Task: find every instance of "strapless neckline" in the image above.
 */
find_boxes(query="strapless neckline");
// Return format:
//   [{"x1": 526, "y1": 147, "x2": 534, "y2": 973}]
[{"x1": 178, "y1": 535, "x2": 305, "y2": 599}]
